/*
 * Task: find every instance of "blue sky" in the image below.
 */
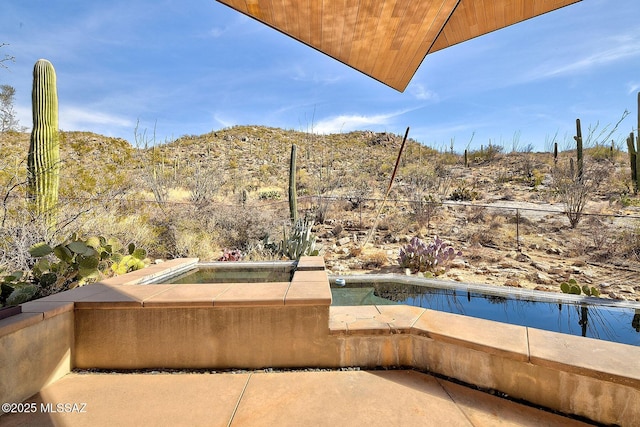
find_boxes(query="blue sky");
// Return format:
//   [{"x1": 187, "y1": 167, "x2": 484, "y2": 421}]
[{"x1": 1, "y1": 0, "x2": 639, "y2": 151}]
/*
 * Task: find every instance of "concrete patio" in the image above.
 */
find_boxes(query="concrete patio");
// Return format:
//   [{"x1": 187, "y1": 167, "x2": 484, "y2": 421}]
[{"x1": 0, "y1": 369, "x2": 592, "y2": 426}]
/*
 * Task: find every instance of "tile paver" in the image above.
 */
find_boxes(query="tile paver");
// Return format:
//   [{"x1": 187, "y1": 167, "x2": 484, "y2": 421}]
[{"x1": 0, "y1": 370, "x2": 593, "y2": 427}]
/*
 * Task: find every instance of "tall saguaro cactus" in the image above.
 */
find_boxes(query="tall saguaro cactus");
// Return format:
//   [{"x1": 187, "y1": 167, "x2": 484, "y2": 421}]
[
  {"x1": 288, "y1": 144, "x2": 298, "y2": 223},
  {"x1": 574, "y1": 118, "x2": 583, "y2": 182},
  {"x1": 27, "y1": 59, "x2": 60, "y2": 222}
]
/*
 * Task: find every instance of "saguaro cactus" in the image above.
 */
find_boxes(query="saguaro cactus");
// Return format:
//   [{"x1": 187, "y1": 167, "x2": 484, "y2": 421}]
[
  {"x1": 627, "y1": 132, "x2": 638, "y2": 193},
  {"x1": 288, "y1": 144, "x2": 298, "y2": 223},
  {"x1": 574, "y1": 118, "x2": 583, "y2": 182},
  {"x1": 27, "y1": 59, "x2": 60, "y2": 221},
  {"x1": 627, "y1": 92, "x2": 640, "y2": 193}
]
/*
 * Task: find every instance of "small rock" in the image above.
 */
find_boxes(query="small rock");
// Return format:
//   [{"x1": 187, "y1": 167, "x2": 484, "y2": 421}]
[
  {"x1": 529, "y1": 271, "x2": 552, "y2": 285},
  {"x1": 450, "y1": 259, "x2": 467, "y2": 269},
  {"x1": 549, "y1": 267, "x2": 564, "y2": 275},
  {"x1": 532, "y1": 261, "x2": 551, "y2": 272},
  {"x1": 504, "y1": 279, "x2": 521, "y2": 287},
  {"x1": 336, "y1": 237, "x2": 351, "y2": 246},
  {"x1": 572, "y1": 260, "x2": 587, "y2": 267},
  {"x1": 546, "y1": 247, "x2": 563, "y2": 255},
  {"x1": 600, "y1": 282, "x2": 612, "y2": 288},
  {"x1": 608, "y1": 291, "x2": 623, "y2": 300}
]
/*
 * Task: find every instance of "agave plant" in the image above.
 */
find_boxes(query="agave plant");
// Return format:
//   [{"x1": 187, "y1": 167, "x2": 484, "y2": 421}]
[
  {"x1": 280, "y1": 218, "x2": 319, "y2": 260},
  {"x1": 398, "y1": 236, "x2": 461, "y2": 275}
]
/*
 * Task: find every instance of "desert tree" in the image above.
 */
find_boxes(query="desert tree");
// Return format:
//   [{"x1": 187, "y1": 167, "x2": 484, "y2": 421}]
[
  {"x1": 134, "y1": 122, "x2": 170, "y2": 205},
  {"x1": 0, "y1": 44, "x2": 18, "y2": 132},
  {"x1": 0, "y1": 85, "x2": 19, "y2": 132},
  {"x1": 551, "y1": 158, "x2": 609, "y2": 228}
]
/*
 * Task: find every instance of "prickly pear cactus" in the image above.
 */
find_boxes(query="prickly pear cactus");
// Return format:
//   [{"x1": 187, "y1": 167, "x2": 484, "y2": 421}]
[{"x1": 27, "y1": 59, "x2": 60, "y2": 221}]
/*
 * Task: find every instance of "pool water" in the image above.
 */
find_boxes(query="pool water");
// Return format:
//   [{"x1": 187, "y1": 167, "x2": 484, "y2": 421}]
[
  {"x1": 162, "y1": 265, "x2": 294, "y2": 284},
  {"x1": 331, "y1": 282, "x2": 640, "y2": 346}
]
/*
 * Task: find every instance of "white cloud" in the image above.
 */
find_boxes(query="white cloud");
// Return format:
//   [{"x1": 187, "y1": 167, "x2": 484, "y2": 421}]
[
  {"x1": 213, "y1": 113, "x2": 235, "y2": 128},
  {"x1": 628, "y1": 82, "x2": 640, "y2": 95},
  {"x1": 527, "y1": 33, "x2": 640, "y2": 80},
  {"x1": 59, "y1": 106, "x2": 133, "y2": 130},
  {"x1": 409, "y1": 83, "x2": 438, "y2": 101},
  {"x1": 313, "y1": 111, "x2": 404, "y2": 134}
]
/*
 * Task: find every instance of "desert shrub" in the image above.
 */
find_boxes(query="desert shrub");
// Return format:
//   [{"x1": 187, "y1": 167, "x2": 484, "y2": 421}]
[
  {"x1": 617, "y1": 225, "x2": 640, "y2": 261},
  {"x1": 410, "y1": 194, "x2": 442, "y2": 231},
  {"x1": 208, "y1": 204, "x2": 283, "y2": 252},
  {"x1": 468, "y1": 229, "x2": 496, "y2": 247},
  {"x1": 587, "y1": 144, "x2": 618, "y2": 162},
  {"x1": 0, "y1": 218, "x2": 49, "y2": 272},
  {"x1": 472, "y1": 143, "x2": 503, "y2": 163},
  {"x1": 551, "y1": 161, "x2": 606, "y2": 228},
  {"x1": 332, "y1": 223, "x2": 343, "y2": 238},
  {"x1": 449, "y1": 180, "x2": 480, "y2": 201},
  {"x1": 465, "y1": 205, "x2": 486, "y2": 223},
  {"x1": 362, "y1": 250, "x2": 388, "y2": 268},
  {"x1": 258, "y1": 190, "x2": 281, "y2": 200}
]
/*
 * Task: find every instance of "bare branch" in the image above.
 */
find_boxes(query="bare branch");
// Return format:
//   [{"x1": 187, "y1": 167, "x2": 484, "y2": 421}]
[{"x1": 0, "y1": 43, "x2": 15, "y2": 70}]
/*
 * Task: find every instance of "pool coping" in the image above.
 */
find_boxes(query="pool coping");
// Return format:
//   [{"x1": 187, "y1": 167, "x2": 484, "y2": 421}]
[{"x1": 1, "y1": 256, "x2": 639, "y2": 425}]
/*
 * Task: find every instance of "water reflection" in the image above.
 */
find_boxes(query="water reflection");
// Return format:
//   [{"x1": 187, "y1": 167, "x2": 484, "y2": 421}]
[{"x1": 331, "y1": 282, "x2": 639, "y2": 346}]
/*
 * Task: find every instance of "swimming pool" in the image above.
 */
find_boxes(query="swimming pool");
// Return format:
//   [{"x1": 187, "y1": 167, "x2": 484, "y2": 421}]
[
  {"x1": 330, "y1": 275, "x2": 640, "y2": 346},
  {"x1": 153, "y1": 261, "x2": 296, "y2": 284}
]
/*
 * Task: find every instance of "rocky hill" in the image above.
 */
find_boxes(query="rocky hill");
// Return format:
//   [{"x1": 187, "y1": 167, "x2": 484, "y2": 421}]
[{"x1": 1, "y1": 126, "x2": 639, "y2": 301}]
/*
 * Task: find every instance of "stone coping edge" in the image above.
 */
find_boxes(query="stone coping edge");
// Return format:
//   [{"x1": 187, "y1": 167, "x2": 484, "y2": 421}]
[{"x1": 329, "y1": 304, "x2": 640, "y2": 390}]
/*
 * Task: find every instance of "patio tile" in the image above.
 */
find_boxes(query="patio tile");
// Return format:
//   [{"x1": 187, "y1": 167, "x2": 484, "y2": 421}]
[
  {"x1": 214, "y1": 282, "x2": 290, "y2": 306},
  {"x1": 328, "y1": 306, "x2": 390, "y2": 333},
  {"x1": 375, "y1": 305, "x2": 427, "y2": 331},
  {"x1": 296, "y1": 256, "x2": 325, "y2": 271},
  {"x1": 232, "y1": 370, "x2": 471, "y2": 426},
  {"x1": 143, "y1": 284, "x2": 231, "y2": 307},
  {"x1": 74, "y1": 285, "x2": 179, "y2": 309},
  {"x1": 285, "y1": 281, "x2": 331, "y2": 305},
  {"x1": 437, "y1": 377, "x2": 592, "y2": 427},
  {"x1": 36, "y1": 284, "x2": 113, "y2": 302},
  {"x1": 291, "y1": 270, "x2": 329, "y2": 284},
  {"x1": 412, "y1": 309, "x2": 529, "y2": 361}
]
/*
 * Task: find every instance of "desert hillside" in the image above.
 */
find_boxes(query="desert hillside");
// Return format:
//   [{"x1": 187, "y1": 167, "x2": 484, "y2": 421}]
[{"x1": 1, "y1": 126, "x2": 639, "y2": 301}]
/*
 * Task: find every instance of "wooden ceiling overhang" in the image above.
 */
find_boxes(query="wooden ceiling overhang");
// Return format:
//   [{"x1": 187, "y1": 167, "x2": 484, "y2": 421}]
[{"x1": 215, "y1": 0, "x2": 581, "y2": 92}]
